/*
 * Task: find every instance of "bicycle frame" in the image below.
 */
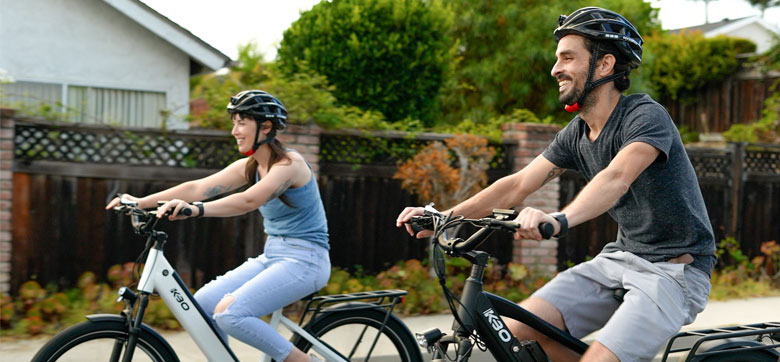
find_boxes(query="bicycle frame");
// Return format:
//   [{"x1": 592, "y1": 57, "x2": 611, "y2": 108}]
[
  {"x1": 259, "y1": 309, "x2": 347, "y2": 362},
  {"x1": 136, "y1": 245, "x2": 240, "y2": 361},
  {"x1": 136, "y1": 242, "x2": 348, "y2": 362},
  {"x1": 441, "y1": 250, "x2": 588, "y2": 361}
]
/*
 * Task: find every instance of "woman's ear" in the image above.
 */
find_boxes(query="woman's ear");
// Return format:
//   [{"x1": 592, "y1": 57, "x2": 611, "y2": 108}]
[{"x1": 260, "y1": 121, "x2": 273, "y2": 135}]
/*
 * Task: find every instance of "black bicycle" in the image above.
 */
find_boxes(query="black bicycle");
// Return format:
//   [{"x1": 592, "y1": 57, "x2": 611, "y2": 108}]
[{"x1": 408, "y1": 206, "x2": 780, "y2": 362}]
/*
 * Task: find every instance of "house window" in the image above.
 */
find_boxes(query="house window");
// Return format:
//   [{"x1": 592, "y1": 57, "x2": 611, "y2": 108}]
[
  {"x1": 1, "y1": 81, "x2": 166, "y2": 128},
  {"x1": 0, "y1": 81, "x2": 62, "y2": 113}
]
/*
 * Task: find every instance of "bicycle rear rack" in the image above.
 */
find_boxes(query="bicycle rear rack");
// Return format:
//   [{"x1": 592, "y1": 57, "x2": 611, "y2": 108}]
[
  {"x1": 661, "y1": 322, "x2": 780, "y2": 361},
  {"x1": 299, "y1": 289, "x2": 408, "y2": 325}
]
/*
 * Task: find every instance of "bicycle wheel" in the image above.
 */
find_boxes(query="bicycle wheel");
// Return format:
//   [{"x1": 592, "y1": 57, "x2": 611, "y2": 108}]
[
  {"x1": 32, "y1": 319, "x2": 178, "y2": 362},
  {"x1": 292, "y1": 307, "x2": 423, "y2": 362}
]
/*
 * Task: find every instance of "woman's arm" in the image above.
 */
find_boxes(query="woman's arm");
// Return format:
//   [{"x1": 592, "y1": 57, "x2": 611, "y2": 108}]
[
  {"x1": 157, "y1": 153, "x2": 311, "y2": 219},
  {"x1": 106, "y1": 158, "x2": 249, "y2": 210}
]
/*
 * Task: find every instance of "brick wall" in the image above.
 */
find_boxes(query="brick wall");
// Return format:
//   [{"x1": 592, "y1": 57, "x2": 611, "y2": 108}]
[
  {"x1": 277, "y1": 123, "x2": 321, "y2": 176},
  {"x1": 501, "y1": 122, "x2": 561, "y2": 275},
  {"x1": 0, "y1": 109, "x2": 14, "y2": 294}
]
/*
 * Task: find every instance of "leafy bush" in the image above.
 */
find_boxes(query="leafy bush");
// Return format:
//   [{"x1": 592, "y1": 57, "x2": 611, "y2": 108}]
[
  {"x1": 710, "y1": 238, "x2": 780, "y2": 300},
  {"x1": 0, "y1": 263, "x2": 179, "y2": 336},
  {"x1": 190, "y1": 44, "x2": 389, "y2": 131},
  {"x1": 677, "y1": 125, "x2": 700, "y2": 144},
  {"x1": 723, "y1": 84, "x2": 780, "y2": 143},
  {"x1": 277, "y1": 0, "x2": 456, "y2": 126},
  {"x1": 643, "y1": 31, "x2": 756, "y2": 103},
  {"x1": 394, "y1": 134, "x2": 495, "y2": 209}
]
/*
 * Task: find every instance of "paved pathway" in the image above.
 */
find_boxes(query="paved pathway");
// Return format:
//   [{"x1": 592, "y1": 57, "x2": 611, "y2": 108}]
[{"x1": 2, "y1": 296, "x2": 778, "y2": 361}]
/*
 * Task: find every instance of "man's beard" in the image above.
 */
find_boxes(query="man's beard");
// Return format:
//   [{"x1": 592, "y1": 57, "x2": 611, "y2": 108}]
[
  {"x1": 558, "y1": 84, "x2": 582, "y2": 106},
  {"x1": 558, "y1": 75, "x2": 597, "y2": 111}
]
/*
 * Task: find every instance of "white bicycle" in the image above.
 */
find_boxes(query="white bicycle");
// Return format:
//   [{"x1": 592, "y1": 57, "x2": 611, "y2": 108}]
[{"x1": 32, "y1": 199, "x2": 423, "y2": 362}]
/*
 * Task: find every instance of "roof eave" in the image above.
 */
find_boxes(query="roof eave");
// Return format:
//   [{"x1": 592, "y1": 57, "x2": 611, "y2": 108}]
[{"x1": 102, "y1": 0, "x2": 231, "y2": 73}]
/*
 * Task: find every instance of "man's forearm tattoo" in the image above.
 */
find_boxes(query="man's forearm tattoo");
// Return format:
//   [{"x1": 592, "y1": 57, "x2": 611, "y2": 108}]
[
  {"x1": 269, "y1": 180, "x2": 294, "y2": 200},
  {"x1": 541, "y1": 167, "x2": 565, "y2": 187},
  {"x1": 204, "y1": 185, "x2": 232, "y2": 199}
]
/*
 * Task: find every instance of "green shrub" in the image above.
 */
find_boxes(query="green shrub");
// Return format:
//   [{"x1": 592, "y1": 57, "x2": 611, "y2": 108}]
[
  {"x1": 277, "y1": 0, "x2": 456, "y2": 126},
  {"x1": 644, "y1": 31, "x2": 756, "y2": 103},
  {"x1": 710, "y1": 238, "x2": 780, "y2": 300},
  {"x1": 723, "y1": 86, "x2": 780, "y2": 143}
]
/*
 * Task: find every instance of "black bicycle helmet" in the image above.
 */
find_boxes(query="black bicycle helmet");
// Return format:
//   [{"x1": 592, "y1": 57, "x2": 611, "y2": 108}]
[
  {"x1": 553, "y1": 7, "x2": 644, "y2": 112},
  {"x1": 227, "y1": 90, "x2": 287, "y2": 155}
]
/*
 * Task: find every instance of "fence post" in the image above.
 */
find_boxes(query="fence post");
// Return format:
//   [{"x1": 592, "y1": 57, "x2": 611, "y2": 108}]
[
  {"x1": 730, "y1": 142, "x2": 745, "y2": 243},
  {"x1": 0, "y1": 108, "x2": 14, "y2": 294},
  {"x1": 277, "y1": 123, "x2": 321, "y2": 177},
  {"x1": 501, "y1": 122, "x2": 561, "y2": 275}
]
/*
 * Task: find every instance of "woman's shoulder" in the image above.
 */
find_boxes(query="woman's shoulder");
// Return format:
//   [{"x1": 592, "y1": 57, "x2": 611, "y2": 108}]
[{"x1": 283, "y1": 150, "x2": 307, "y2": 167}]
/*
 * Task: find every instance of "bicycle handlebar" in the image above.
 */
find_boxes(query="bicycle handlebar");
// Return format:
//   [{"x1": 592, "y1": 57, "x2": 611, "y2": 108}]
[
  {"x1": 112, "y1": 198, "x2": 191, "y2": 235},
  {"x1": 409, "y1": 209, "x2": 554, "y2": 255}
]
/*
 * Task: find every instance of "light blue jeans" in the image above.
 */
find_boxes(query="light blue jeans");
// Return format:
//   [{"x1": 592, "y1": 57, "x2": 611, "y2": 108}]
[{"x1": 194, "y1": 236, "x2": 330, "y2": 361}]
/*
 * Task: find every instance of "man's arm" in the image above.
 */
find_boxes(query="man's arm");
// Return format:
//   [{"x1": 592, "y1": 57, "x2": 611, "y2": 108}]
[
  {"x1": 515, "y1": 141, "x2": 660, "y2": 239},
  {"x1": 397, "y1": 154, "x2": 565, "y2": 237},
  {"x1": 563, "y1": 142, "x2": 659, "y2": 227},
  {"x1": 449, "y1": 155, "x2": 565, "y2": 217}
]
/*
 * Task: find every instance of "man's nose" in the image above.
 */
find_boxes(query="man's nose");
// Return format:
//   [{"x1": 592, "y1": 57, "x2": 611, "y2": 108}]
[{"x1": 551, "y1": 61, "x2": 561, "y2": 78}]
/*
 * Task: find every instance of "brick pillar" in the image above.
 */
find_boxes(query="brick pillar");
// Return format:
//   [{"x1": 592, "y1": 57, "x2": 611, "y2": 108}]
[
  {"x1": 277, "y1": 123, "x2": 321, "y2": 177},
  {"x1": 0, "y1": 109, "x2": 14, "y2": 294},
  {"x1": 501, "y1": 122, "x2": 561, "y2": 275}
]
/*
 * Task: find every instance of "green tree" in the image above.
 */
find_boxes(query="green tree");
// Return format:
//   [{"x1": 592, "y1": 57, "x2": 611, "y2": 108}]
[
  {"x1": 190, "y1": 42, "x2": 386, "y2": 131},
  {"x1": 746, "y1": 0, "x2": 780, "y2": 17},
  {"x1": 440, "y1": 0, "x2": 660, "y2": 125},
  {"x1": 277, "y1": 0, "x2": 456, "y2": 126},
  {"x1": 642, "y1": 31, "x2": 756, "y2": 103}
]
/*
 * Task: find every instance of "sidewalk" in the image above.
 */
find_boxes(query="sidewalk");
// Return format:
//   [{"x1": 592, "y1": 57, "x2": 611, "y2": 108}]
[{"x1": 2, "y1": 296, "x2": 778, "y2": 361}]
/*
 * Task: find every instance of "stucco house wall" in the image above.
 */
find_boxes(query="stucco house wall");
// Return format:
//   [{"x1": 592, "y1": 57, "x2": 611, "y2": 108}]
[{"x1": 0, "y1": 0, "x2": 229, "y2": 129}]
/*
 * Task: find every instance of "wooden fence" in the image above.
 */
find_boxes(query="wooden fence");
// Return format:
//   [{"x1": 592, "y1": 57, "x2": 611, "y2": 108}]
[
  {"x1": 663, "y1": 74, "x2": 778, "y2": 133},
  {"x1": 317, "y1": 133, "x2": 515, "y2": 272},
  {"x1": 8, "y1": 120, "x2": 780, "y2": 295}
]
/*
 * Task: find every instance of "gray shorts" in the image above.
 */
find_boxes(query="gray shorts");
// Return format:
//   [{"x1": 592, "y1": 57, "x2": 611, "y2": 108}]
[{"x1": 532, "y1": 251, "x2": 711, "y2": 362}]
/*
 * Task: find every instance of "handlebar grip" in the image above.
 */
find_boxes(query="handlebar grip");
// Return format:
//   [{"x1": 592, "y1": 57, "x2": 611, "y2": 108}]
[
  {"x1": 180, "y1": 208, "x2": 192, "y2": 217},
  {"x1": 409, "y1": 216, "x2": 433, "y2": 234},
  {"x1": 538, "y1": 222, "x2": 554, "y2": 239}
]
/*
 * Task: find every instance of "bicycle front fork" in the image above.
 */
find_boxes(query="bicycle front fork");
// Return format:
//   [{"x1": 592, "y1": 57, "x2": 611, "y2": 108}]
[{"x1": 114, "y1": 286, "x2": 151, "y2": 362}]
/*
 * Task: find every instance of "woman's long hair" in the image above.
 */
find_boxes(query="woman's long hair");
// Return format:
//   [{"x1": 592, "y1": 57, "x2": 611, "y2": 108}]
[{"x1": 243, "y1": 121, "x2": 296, "y2": 207}]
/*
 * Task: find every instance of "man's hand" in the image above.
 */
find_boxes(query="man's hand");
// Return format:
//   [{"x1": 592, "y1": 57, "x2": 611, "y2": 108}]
[
  {"x1": 396, "y1": 206, "x2": 434, "y2": 238},
  {"x1": 514, "y1": 207, "x2": 561, "y2": 240}
]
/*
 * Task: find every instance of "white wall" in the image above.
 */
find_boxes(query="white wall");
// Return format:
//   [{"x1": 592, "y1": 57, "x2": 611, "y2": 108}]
[
  {"x1": 0, "y1": 0, "x2": 191, "y2": 129},
  {"x1": 726, "y1": 23, "x2": 776, "y2": 53}
]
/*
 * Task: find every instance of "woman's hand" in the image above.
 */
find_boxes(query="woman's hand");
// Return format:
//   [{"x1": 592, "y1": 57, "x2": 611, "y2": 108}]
[
  {"x1": 105, "y1": 194, "x2": 141, "y2": 210},
  {"x1": 156, "y1": 199, "x2": 198, "y2": 220}
]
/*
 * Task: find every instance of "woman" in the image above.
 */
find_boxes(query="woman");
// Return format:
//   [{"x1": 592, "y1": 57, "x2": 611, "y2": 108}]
[{"x1": 106, "y1": 90, "x2": 330, "y2": 362}]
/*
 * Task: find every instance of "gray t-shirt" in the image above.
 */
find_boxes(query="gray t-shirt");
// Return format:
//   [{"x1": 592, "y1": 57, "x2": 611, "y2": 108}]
[{"x1": 542, "y1": 94, "x2": 716, "y2": 275}]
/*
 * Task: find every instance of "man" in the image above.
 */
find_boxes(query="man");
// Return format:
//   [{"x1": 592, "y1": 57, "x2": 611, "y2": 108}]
[{"x1": 396, "y1": 7, "x2": 715, "y2": 362}]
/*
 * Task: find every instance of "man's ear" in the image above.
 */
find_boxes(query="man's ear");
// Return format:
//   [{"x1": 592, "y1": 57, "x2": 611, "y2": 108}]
[{"x1": 599, "y1": 53, "x2": 617, "y2": 76}]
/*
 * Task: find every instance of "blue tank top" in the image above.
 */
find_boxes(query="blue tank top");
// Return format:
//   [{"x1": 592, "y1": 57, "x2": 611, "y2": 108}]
[{"x1": 257, "y1": 157, "x2": 329, "y2": 249}]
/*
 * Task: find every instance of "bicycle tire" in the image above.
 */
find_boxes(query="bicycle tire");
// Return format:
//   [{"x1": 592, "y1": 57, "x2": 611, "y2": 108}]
[
  {"x1": 31, "y1": 319, "x2": 178, "y2": 362},
  {"x1": 291, "y1": 307, "x2": 423, "y2": 362}
]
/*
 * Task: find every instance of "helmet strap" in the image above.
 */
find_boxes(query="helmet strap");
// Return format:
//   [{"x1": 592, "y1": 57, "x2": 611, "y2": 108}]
[
  {"x1": 564, "y1": 43, "x2": 629, "y2": 113},
  {"x1": 240, "y1": 120, "x2": 277, "y2": 156}
]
